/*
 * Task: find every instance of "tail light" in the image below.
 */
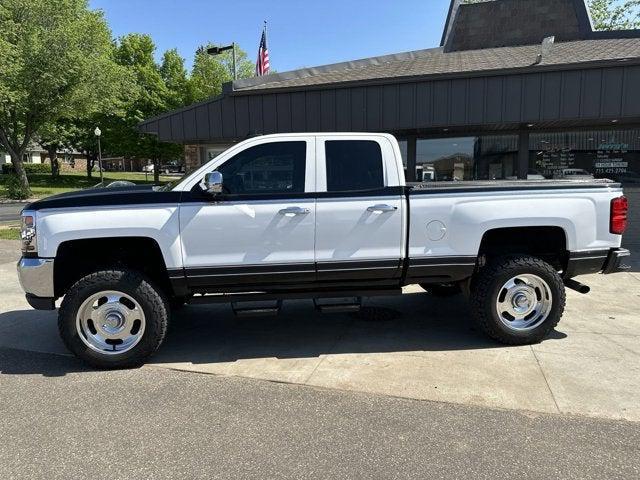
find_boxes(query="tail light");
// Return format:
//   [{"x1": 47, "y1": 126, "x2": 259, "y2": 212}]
[{"x1": 610, "y1": 196, "x2": 628, "y2": 235}]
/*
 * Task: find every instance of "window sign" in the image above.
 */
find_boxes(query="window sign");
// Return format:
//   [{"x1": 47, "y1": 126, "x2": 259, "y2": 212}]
[{"x1": 529, "y1": 129, "x2": 640, "y2": 184}]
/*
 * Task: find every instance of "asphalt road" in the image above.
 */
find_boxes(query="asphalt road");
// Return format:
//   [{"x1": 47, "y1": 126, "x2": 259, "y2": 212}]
[
  {"x1": 0, "y1": 203, "x2": 23, "y2": 223},
  {"x1": 0, "y1": 347, "x2": 638, "y2": 480}
]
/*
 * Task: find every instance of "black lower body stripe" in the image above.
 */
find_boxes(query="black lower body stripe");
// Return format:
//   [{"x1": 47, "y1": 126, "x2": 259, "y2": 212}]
[
  {"x1": 175, "y1": 259, "x2": 404, "y2": 289},
  {"x1": 406, "y1": 256, "x2": 477, "y2": 282}
]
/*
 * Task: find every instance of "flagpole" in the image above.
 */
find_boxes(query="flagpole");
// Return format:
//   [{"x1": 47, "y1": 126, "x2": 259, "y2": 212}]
[{"x1": 264, "y1": 20, "x2": 268, "y2": 74}]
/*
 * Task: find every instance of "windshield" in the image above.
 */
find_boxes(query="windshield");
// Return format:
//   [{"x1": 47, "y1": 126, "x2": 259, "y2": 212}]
[{"x1": 156, "y1": 173, "x2": 190, "y2": 191}]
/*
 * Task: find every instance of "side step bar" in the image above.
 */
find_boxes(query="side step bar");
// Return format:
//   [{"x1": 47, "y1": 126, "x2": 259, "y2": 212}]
[
  {"x1": 187, "y1": 288, "x2": 400, "y2": 306},
  {"x1": 231, "y1": 300, "x2": 282, "y2": 317},
  {"x1": 314, "y1": 297, "x2": 362, "y2": 314}
]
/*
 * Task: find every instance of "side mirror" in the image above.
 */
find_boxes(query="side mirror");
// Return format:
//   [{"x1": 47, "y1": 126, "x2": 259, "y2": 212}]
[{"x1": 204, "y1": 171, "x2": 223, "y2": 194}]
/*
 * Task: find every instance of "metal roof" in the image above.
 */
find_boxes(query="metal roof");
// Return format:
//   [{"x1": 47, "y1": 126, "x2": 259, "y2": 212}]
[{"x1": 232, "y1": 38, "x2": 640, "y2": 93}]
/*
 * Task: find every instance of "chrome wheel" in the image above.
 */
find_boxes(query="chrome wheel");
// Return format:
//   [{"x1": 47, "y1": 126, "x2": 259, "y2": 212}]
[
  {"x1": 76, "y1": 290, "x2": 146, "y2": 355},
  {"x1": 495, "y1": 274, "x2": 552, "y2": 331}
]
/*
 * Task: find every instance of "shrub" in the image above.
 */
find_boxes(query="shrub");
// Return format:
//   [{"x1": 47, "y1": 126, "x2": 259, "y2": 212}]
[
  {"x1": 4, "y1": 175, "x2": 31, "y2": 200},
  {"x1": 1, "y1": 163, "x2": 51, "y2": 175}
]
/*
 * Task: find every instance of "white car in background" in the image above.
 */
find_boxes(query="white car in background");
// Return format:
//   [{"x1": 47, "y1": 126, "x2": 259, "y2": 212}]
[
  {"x1": 559, "y1": 168, "x2": 594, "y2": 180},
  {"x1": 506, "y1": 169, "x2": 546, "y2": 180}
]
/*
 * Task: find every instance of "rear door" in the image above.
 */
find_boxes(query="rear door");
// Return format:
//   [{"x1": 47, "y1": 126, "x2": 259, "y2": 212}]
[{"x1": 314, "y1": 136, "x2": 405, "y2": 283}]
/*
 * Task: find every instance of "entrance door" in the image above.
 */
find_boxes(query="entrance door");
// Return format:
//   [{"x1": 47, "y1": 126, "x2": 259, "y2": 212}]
[
  {"x1": 179, "y1": 137, "x2": 316, "y2": 290},
  {"x1": 314, "y1": 136, "x2": 405, "y2": 283}
]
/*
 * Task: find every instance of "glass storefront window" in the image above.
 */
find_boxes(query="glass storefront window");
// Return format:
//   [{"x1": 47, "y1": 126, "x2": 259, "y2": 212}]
[
  {"x1": 397, "y1": 139, "x2": 408, "y2": 180},
  {"x1": 529, "y1": 128, "x2": 640, "y2": 184},
  {"x1": 416, "y1": 135, "x2": 518, "y2": 182}
]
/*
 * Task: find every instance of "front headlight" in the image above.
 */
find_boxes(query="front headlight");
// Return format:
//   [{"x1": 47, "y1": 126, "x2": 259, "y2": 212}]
[{"x1": 21, "y1": 211, "x2": 37, "y2": 255}]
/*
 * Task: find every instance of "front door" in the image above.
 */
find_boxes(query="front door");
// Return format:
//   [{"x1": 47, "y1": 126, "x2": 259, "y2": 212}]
[
  {"x1": 179, "y1": 137, "x2": 316, "y2": 290},
  {"x1": 314, "y1": 136, "x2": 405, "y2": 283}
]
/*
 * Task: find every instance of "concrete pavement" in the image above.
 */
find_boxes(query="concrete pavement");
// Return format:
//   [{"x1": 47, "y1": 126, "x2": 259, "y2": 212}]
[
  {"x1": 2, "y1": 347, "x2": 638, "y2": 480},
  {"x1": 1, "y1": 239, "x2": 640, "y2": 421}
]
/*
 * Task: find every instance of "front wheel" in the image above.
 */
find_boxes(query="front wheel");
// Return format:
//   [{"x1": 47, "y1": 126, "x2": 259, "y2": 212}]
[
  {"x1": 58, "y1": 270, "x2": 169, "y2": 369},
  {"x1": 470, "y1": 255, "x2": 566, "y2": 345}
]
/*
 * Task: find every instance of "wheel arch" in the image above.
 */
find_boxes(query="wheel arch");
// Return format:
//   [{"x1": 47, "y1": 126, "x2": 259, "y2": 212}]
[
  {"x1": 53, "y1": 237, "x2": 175, "y2": 299},
  {"x1": 477, "y1": 226, "x2": 569, "y2": 272}
]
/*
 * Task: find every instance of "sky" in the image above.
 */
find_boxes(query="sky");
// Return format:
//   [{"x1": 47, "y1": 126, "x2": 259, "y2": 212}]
[{"x1": 88, "y1": 0, "x2": 452, "y2": 73}]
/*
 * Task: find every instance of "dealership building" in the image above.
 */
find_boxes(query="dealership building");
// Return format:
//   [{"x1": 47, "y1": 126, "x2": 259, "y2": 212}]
[{"x1": 140, "y1": 0, "x2": 640, "y2": 248}]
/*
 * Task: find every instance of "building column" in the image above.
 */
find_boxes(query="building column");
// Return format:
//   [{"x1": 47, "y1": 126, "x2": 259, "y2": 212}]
[
  {"x1": 406, "y1": 136, "x2": 417, "y2": 182},
  {"x1": 184, "y1": 145, "x2": 201, "y2": 173},
  {"x1": 518, "y1": 131, "x2": 529, "y2": 180}
]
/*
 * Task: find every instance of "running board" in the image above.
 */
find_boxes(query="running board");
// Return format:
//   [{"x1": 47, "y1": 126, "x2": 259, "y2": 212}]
[
  {"x1": 231, "y1": 300, "x2": 282, "y2": 317},
  {"x1": 314, "y1": 297, "x2": 362, "y2": 314}
]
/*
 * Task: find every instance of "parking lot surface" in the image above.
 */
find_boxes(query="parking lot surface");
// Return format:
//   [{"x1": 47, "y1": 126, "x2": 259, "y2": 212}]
[
  {"x1": 2, "y1": 346, "x2": 639, "y2": 480},
  {"x1": 1, "y1": 239, "x2": 639, "y2": 478},
  {"x1": 1, "y1": 240, "x2": 639, "y2": 421}
]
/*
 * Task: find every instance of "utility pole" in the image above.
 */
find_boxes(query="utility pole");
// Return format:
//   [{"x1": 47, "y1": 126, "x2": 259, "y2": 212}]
[
  {"x1": 206, "y1": 43, "x2": 237, "y2": 80},
  {"x1": 232, "y1": 42, "x2": 237, "y2": 81}
]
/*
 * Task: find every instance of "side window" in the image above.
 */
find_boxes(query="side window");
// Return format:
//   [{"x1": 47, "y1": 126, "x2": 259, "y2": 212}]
[
  {"x1": 325, "y1": 140, "x2": 384, "y2": 192},
  {"x1": 216, "y1": 141, "x2": 306, "y2": 194}
]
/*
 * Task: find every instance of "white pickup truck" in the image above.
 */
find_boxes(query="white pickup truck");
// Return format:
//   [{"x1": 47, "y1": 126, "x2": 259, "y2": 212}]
[{"x1": 18, "y1": 133, "x2": 631, "y2": 368}]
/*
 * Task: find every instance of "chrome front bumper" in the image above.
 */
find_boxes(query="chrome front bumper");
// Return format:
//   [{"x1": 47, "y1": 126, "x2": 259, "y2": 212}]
[{"x1": 17, "y1": 257, "x2": 54, "y2": 298}]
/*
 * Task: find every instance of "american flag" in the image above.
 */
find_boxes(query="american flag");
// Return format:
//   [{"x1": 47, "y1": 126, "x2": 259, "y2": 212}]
[{"x1": 256, "y1": 26, "x2": 270, "y2": 76}]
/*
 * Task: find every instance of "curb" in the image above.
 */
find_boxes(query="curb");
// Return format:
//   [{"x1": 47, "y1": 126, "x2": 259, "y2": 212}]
[{"x1": 0, "y1": 199, "x2": 35, "y2": 205}]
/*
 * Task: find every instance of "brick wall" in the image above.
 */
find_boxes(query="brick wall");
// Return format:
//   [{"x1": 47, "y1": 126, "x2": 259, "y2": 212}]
[
  {"x1": 184, "y1": 145, "x2": 201, "y2": 173},
  {"x1": 41, "y1": 154, "x2": 88, "y2": 172}
]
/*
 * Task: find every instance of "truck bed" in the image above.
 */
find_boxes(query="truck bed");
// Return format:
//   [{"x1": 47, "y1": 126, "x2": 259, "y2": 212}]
[{"x1": 407, "y1": 179, "x2": 620, "y2": 194}]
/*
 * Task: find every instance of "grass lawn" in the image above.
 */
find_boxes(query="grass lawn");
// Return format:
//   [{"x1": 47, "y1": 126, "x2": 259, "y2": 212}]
[
  {"x1": 0, "y1": 171, "x2": 176, "y2": 200},
  {"x1": 0, "y1": 228, "x2": 20, "y2": 240}
]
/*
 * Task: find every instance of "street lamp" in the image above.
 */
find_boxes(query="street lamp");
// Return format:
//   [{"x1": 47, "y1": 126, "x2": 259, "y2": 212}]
[
  {"x1": 207, "y1": 43, "x2": 237, "y2": 80},
  {"x1": 94, "y1": 127, "x2": 103, "y2": 184}
]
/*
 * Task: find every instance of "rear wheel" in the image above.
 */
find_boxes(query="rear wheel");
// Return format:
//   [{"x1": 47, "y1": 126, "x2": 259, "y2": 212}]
[
  {"x1": 470, "y1": 255, "x2": 565, "y2": 345},
  {"x1": 58, "y1": 270, "x2": 169, "y2": 369}
]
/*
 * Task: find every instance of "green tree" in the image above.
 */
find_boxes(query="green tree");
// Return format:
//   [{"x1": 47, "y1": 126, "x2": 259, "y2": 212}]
[
  {"x1": 588, "y1": 0, "x2": 640, "y2": 30},
  {"x1": 108, "y1": 34, "x2": 182, "y2": 182},
  {"x1": 0, "y1": 0, "x2": 128, "y2": 193},
  {"x1": 160, "y1": 48, "x2": 194, "y2": 108},
  {"x1": 190, "y1": 43, "x2": 254, "y2": 103}
]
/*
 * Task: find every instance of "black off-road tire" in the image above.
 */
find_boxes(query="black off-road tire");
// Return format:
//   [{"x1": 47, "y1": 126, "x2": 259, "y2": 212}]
[
  {"x1": 420, "y1": 283, "x2": 461, "y2": 297},
  {"x1": 58, "y1": 270, "x2": 169, "y2": 369},
  {"x1": 470, "y1": 255, "x2": 566, "y2": 345}
]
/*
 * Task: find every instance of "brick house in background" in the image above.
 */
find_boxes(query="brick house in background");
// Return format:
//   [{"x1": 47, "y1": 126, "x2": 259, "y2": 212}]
[{"x1": 1, "y1": 146, "x2": 154, "y2": 173}]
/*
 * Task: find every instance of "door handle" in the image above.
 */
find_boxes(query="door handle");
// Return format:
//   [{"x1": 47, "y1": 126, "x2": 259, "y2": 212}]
[
  {"x1": 367, "y1": 204, "x2": 398, "y2": 213},
  {"x1": 279, "y1": 206, "x2": 311, "y2": 216}
]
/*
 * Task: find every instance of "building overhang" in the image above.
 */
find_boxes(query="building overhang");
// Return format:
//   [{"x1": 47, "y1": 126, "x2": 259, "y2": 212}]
[{"x1": 139, "y1": 0, "x2": 640, "y2": 145}]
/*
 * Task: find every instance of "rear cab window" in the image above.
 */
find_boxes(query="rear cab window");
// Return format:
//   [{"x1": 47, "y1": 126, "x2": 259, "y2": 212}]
[{"x1": 323, "y1": 140, "x2": 385, "y2": 192}]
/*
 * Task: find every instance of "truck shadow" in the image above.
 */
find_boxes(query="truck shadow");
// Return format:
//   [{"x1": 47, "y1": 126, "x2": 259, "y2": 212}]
[
  {"x1": 0, "y1": 292, "x2": 567, "y2": 376},
  {"x1": 623, "y1": 245, "x2": 640, "y2": 272}
]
